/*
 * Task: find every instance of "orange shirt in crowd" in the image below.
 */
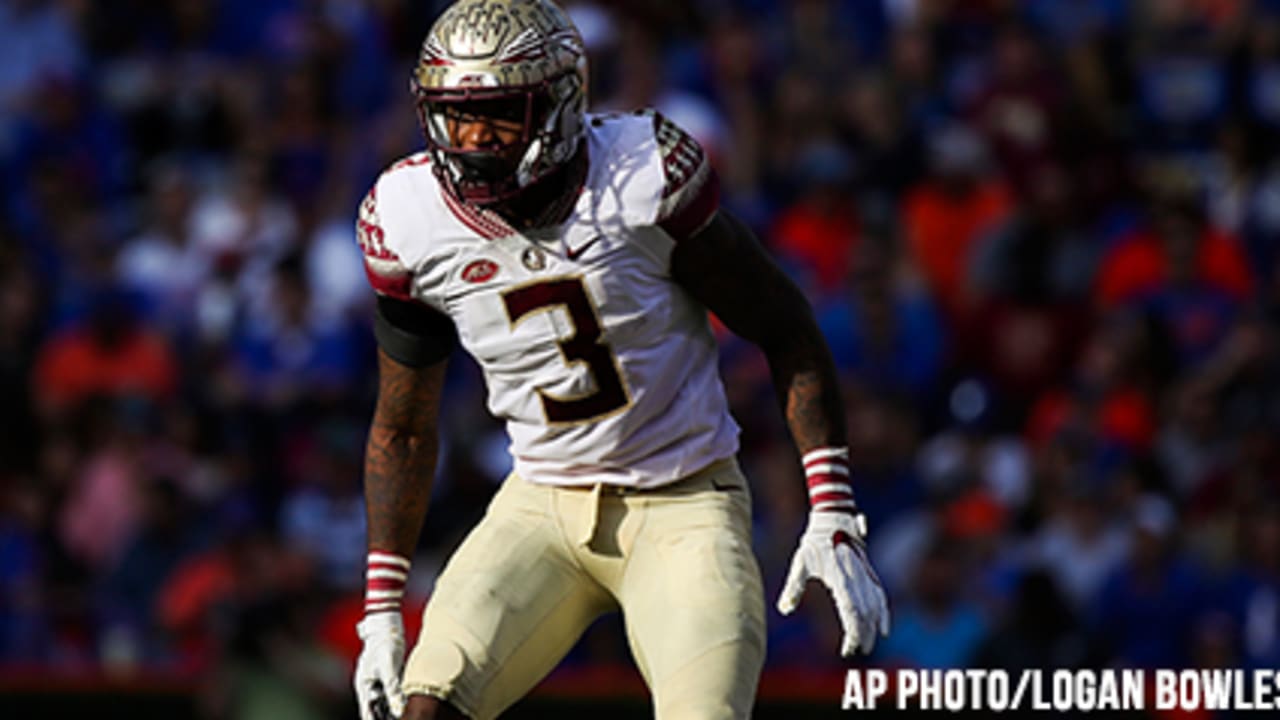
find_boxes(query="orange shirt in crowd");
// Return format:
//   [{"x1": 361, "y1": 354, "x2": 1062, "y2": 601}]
[
  {"x1": 771, "y1": 201, "x2": 859, "y2": 297},
  {"x1": 1027, "y1": 386, "x2": 1156, "y2": 452},
  {"x1": 33, "y1": 327, "x2": 178, "y2": 410},
  {"x1": 902, "y1": 180, "x2": 1012, "y2": 314},
  {"x1": 1094, "y1": 228, "x2": 1254, "y2": 307}
]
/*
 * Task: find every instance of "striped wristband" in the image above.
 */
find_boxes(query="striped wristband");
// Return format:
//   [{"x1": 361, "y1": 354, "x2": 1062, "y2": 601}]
[
  {"x1": 364, "y1": 551, "x2": 411, "y2": 615},
  {"x1": 804, "y1": 446, "x2": 857, "y2": 514}
]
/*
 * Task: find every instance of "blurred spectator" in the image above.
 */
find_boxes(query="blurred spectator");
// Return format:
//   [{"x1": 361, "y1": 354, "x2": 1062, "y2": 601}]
[
  {"x1": 1031, "y1": 482, "x2": 1132, "y2": 616},
  {"x1": 970, "y1": 165, "x2": 1094, "y2": 303},
  {"x1": 1213, "y1": 315, "x2": 1280, "y2": 459},
  {"x1": 0, "y1": 243, "x2": 45, "y2": 474},
  {"x1": 188, "y1": 154, "x2": 299, "y2": 338},
  {"x1": 0, "y1": 0, "x2": 82, "y2": 113},
  {"x1": 1243, "y1": 11, "x2": 1280, "y2": 162},
  {"x1": 917, "y1": 381, "x2": 1033, "y2": 511},
  {"x1": 1099, "y1": 184, "x2": 1251, "y2": 369},
  {"x1": 56, "y1": 400, "x2": 154, "y2": 575},
  {"x1": 843, "y1": 387, "x2": 927, "y2": 529},
  {"x1": 761, "y1": 68, "x2": 830, "y2": 203},
  {"x1": 965, "y1": 165, "x2": 1095, "y2": 412},
  {"x1": 771, "y1": 142, "x2": 860, "y2": 297},
  {"x1": 967, "y1": 22, "x2": 1063, "y2": 190},
  {"x1": 816, "y1": 231, "x2": 945, "y2": 402},
  {"x1": 4, "y1": 75, "x2": 128, "y2": 225},
  {"x1": 303, "y1": 214, "x2": 376, "y2": 325},
  {"x1": 31, "y1": 289, "x2": 178, "y2": 415},
  {"x1": 886, "y1": 22, "x2": 949, "y2": 130},
  {"x1": 1204, "y1": 124, "x2": 1272, "y2": 241},
  {"x1": 101, "y1": 475, "x2": 204, "y2": 664},
  {"x1": 973, "y1": 569, "x2": 1083, "y2": 670},
  {"x1": 229, "y1": 255, "x2": 365, "y2": 409},
  {"x1": 1093, "y1": 170, "x2": 1252, "y2": 314},
  {"x1": 1090, "y1": 494, "x2": 1205, "y2": 668},
  {"x1": 1157, "y1": 377, "x2": 1230, "y2": 498},
  {"x1": 265, "y1": 62, "x2": 340, "y2": 211},
  {"x1": 835, "y1": 71, "x2": 925, "y2": 203},
  {"x1": 115, "y1": 161, "x2": 204, "y2": 331},
  {"x1": 876, "y1": 536, "x2": 988, "y2": 669},
  {"x1": 1027, "y1": 315, "x2": 1158, "y2": 455},
  {"x1": 0, "y1": 479, "x2": 52, "y2": 662},
  {"x1": 279, "y1": 422, "x2": 366, "y2": 592},
  {"x1": 1024, "y1": 0, "x2": 1130, "y2": 48},
  {"x1": 1132, "y1": 1, "x2": 1232, "y2": 156},
  {"x1": 901, "y1": 123, "x2": 1012, "y2": 320},
  {"x1": 157, "y1": 529, "x2": 311, "y2": 669},
  {"x1": 777, "y1": 0, "x2": 867, "y2": 76},
  {"x1": 1217, "y1": 500, "x2": 1280, "y2": 669}
]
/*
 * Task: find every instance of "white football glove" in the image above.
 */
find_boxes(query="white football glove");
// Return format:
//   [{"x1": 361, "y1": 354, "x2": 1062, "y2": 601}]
[
  {"x1": 355, "y1": 611, "x2": 406, "y2": 720},
  {"x1": 777, "y1": 511, "x2": 891, "y2": 656}
]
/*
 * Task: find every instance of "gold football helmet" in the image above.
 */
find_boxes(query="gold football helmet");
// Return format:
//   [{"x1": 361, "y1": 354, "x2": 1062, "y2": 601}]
[{"x1": 411, "y1": 0, "x2": 588, "y2": 205}]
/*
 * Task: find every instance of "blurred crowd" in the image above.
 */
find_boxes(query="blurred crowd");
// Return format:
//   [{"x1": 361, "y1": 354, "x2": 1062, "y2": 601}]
[{"x1": 2, "y1": 0, "x2": 1280, "y2": 717}]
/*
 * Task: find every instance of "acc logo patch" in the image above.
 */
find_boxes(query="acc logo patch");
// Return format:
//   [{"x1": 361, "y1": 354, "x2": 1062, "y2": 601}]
[{"x1": 462, "y1": 258, "x2": 499, "y2": 283}]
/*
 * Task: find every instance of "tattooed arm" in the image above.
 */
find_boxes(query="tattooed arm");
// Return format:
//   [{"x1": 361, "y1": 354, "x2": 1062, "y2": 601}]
[
  {"x1": 670, "y1": 209, "x2": 846, "y2": 454},
  {"x1": 364, "y1": 346, "x2": 447, "y2": 558},
  {"x1": 354, "y1": 344, "x2": 447, "y2": 720},
  {"x1": 673, "y1": 209, "x2": 890, "y2": 657}
]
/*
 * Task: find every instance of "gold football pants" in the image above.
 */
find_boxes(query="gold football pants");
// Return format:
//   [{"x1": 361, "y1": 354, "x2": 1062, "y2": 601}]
[{"x1": 402, "y1": 458, "x2": 766, "y2": 719}]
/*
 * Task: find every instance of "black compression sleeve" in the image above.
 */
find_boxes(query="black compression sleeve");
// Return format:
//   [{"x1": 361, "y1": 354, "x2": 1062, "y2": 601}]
[{"x1": 374, "y1": 295, "x2": 457, "y2": 367}]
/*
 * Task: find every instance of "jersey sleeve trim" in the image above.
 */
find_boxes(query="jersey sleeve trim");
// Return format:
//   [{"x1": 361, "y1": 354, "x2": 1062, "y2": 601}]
[
  {"x1": 658, "y1": 165, "x2": 719, "y2": 240},
  {"x1": 357, "y1": 185, "x2": 414, "y2": 301},
  {"x1": 652, "y1": 111, "x2": 720, "y2": 241}
]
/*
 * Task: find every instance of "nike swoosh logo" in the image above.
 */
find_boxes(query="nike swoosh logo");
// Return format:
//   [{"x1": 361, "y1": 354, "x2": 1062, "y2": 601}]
[{"x1": 566, "y1": 236, "x2": 602, "y2": 261}]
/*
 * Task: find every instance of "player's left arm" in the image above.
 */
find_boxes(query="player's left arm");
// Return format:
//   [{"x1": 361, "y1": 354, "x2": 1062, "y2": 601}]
[
  {"x1": 671, "y1": 209, "x2": 844, "y2": 452},
  {"x1": 671, "y1": 209, "x2": 891, "y2": 656}
]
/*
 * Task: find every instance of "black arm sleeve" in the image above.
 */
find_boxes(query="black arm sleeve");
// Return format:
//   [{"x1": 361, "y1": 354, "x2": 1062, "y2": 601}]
[{"x1": 374, "y1": 295, "x2": 458, "y2": 368}]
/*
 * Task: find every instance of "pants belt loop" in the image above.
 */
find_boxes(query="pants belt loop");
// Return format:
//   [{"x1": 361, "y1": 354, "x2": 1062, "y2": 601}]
[{"x1": 579, "y1": 482, "x2": 603, "y2": 547}]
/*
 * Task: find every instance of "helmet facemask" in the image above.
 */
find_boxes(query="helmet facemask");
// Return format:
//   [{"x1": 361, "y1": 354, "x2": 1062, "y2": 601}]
[{"x1": 414, "y1": 72, "x2": 584, "y2": 207}]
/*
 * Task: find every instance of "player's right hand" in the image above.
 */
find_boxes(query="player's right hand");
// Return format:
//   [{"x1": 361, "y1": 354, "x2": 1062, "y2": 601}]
[
  {"x1": 355, "y1": 611, "x2": 407, "y2": 720},
  {"x1": 777, "y1": 510, "x2": 890, "y2": 657}
]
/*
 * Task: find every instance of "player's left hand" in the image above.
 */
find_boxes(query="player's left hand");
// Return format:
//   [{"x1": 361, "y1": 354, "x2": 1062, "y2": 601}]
[
  {"x1": 355, "y1": 611, "x2": 407, "y2": 720},
  {"x1": 777, "y1": 510, "x2": 891, "y2": 656}
]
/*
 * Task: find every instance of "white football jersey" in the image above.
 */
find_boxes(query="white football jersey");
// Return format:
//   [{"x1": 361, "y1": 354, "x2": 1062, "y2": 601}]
[{"x1": 357, "y1": 111, "x2": 739, "y2": 488}]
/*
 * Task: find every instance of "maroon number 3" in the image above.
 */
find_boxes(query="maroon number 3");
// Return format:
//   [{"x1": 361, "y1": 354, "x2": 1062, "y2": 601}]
[{"x1": 502, "y1": 277, "x2": 630, "y2": 423}]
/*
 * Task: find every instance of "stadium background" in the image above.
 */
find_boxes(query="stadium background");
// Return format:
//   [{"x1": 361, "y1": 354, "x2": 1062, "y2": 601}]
[{"x1": 1, "y1": 0, "x2": 1279, "y2": 717}]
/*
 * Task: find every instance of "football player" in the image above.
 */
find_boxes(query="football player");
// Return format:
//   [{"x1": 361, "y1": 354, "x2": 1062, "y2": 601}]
[{"x1": 352, "y1": 1, "x2": 889, "y2": 718}]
